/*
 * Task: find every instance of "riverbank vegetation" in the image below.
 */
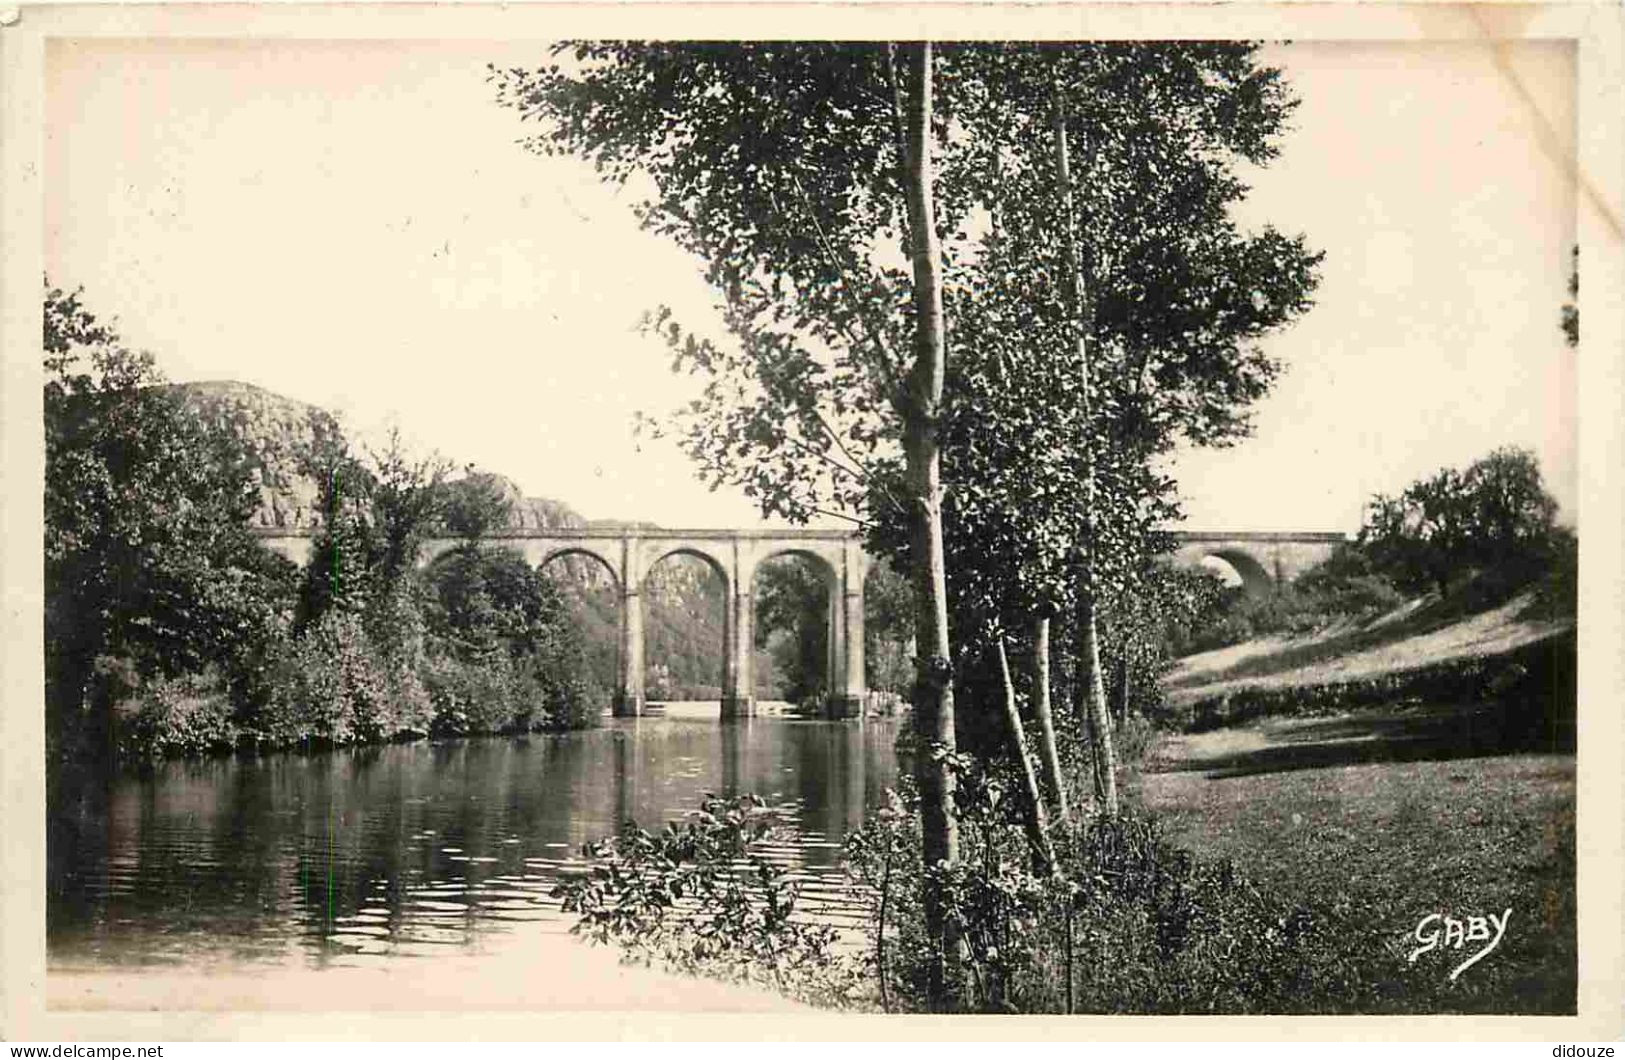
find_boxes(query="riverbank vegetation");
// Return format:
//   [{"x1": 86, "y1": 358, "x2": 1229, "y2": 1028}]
[
  {"x1": 508, "y1": 41, "x2": 1575, "y2": 1014},
  {"x1": 45, "y1": 285, "x2": 601, "y2": 762}
]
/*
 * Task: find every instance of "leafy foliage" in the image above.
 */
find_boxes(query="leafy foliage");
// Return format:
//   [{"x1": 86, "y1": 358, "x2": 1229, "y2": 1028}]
[
  {"x1": 1358, "y1": 447, "x2": 1564, "y2": 599},
  {"x1": 554, "y1": 794, "x2": 866, "y2": 1007},
  {"x1": 423, "y1": 545, "x2": 600, "y2": 732},
  {"x1": 120, "y1": 671, "x2": 242, "y2": 757},
  {"x1": 44, "y1": 282, "x2": 298, "y2": 757},
  {"x1": 254, "y1": 610, "x2": 432, "y2": 747}
]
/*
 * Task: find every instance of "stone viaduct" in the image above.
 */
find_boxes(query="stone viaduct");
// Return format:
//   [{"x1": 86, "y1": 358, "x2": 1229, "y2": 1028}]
[
  {"x1": 255, "y1": 527, "x2": 868, "y2": 720},
  {"x1": 251, "y1": 526, "x2": 1348, "y2": 718}
]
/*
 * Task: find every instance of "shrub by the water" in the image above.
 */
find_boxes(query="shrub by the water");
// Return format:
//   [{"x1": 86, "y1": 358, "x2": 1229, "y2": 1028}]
[
  {"x1": 553, "y1": 793, "x2": 866, "y2": 1008},
  {"x1": 252, "y1": 612, "x2": 431, "y2": 748},
  {"x1": 422, "y1": 652, "x2": 551, "y2": 735},
  {"x1": 556, "y1": 764, "x2": 1453, "y2": 1013},
  {"x1": 118, "y1": 671, "x2": 240, "y2": 757}
]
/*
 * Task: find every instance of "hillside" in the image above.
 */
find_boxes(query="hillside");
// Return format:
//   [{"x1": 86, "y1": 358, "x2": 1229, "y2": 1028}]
[
  {"x1": 1164, "y1": 590, "x2": 1575, "y2": 706},
  {"x1": 174, "y1": 380, "x2": 605, "y2": 536},
  {"x1": 171, "y1": 380, "x2": 342, "y2": 529}
]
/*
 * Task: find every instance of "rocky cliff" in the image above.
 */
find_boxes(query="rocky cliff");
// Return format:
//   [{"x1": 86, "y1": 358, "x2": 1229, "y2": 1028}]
[{"x1": 173, "y1": 380, "x2": 602, "y2": 535}]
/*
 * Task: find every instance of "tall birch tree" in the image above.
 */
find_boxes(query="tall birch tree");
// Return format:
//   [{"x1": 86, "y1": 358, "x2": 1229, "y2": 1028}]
[{"x1": 495, "y1": 42, "x2": 970, "y2": 995}]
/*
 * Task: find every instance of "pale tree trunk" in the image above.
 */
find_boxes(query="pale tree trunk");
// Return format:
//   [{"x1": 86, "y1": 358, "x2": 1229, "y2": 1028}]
[
  {"x1": 1078, "y1": 594, "x2": 1119, "y2": 812},
  {"x1": 894, "y1": 40, "x2": 961, "y2": 1004},
  {"x1": 1031, "y1": 616, "x2": 1071, "y2": 824},
  {"x1": 1118, "y1": 652, "x2": 1131, "y2": 728},
  {"x1": 997, "y1": 636, "x2": 1056, "y2": 875},
  {"x1": 1052, "y1": 72, "x2": 1120, "y2": 816}
]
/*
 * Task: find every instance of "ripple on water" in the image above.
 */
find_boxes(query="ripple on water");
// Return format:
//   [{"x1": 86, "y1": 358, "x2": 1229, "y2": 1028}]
[{"x1": 48, "y1": 718, "x2": 902, "y2": 969}]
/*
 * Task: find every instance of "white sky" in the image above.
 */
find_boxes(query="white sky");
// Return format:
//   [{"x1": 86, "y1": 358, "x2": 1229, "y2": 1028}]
[{"x1": 45, "y1": 38, "x2": 1577, "y2": 533}]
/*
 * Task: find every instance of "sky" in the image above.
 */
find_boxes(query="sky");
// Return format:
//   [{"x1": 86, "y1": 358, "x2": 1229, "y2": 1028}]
[{"x1": 44, "y1": 37, "x2": 1578, "y2": 533}]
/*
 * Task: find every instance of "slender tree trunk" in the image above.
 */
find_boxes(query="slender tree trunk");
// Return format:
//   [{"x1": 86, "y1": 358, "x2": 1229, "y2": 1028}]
[
  {"x1": 1118, "y1": 651, "x2": 1131, "y2": 728},
  {"x1": 1052, "y1": 74, "x2": 1120, "y2": 817},
  {"x1": 997, "y1": 636, "x2": 1055, "y2": 875},
  {"x1": 894, "y1": 40, "x2": 961, "y2": 1006},
  {"x1": 1031, "y1": 616, "x2": 1070, "y2": 824},
  {"x1": 1078, "y1": 594, "x2": 1119, "y2": 812}
]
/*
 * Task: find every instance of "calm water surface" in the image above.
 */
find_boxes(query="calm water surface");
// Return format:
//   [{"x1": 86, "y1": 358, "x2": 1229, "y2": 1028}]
[{"x1": 48, "y1": 707, "x2": 900, "y2": 970}]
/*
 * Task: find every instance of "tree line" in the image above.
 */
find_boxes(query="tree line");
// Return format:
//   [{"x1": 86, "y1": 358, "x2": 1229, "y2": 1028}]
[{"x1": 44, "y1": 284, "x2": 600, "y2": 761}]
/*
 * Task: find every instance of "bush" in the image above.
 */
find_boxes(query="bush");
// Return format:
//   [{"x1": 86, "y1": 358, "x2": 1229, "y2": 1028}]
[
  {"x1": 532, "y1": 651, "x2": 601, "y2": 730},
  {"x1": 118, "y1": 672, "x2": 239, "y2": 757},
  {"x1": 839, "y1": 759, "x2": 1404, "y2": 1014},
  {"x1": 422, "y1": 652, "x2": 526, "y2": 736},
  {"x1": 554, "y1": 794, "x2": 865, "y2": 1008},
  {"x1": 256, "y1": 612, "x2": 428, "y2": 747},
  {"x1": 423, "y1": 544, "x2": 600, "y2": 733}
]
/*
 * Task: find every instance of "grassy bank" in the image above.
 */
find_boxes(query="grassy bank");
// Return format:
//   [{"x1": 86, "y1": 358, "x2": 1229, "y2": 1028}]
[
  {"x1": 1119, "y1": 588, "x2": 1579, "y2": 1013},
  {"x1": 1129, "y1": 710, "x2": 1575, "y2": 1013}
]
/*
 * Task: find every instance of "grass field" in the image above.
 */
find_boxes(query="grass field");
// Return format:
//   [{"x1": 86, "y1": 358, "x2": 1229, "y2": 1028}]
[{"x1": 1130, "y1": 597, "x2": 1578, "y2": 1014}]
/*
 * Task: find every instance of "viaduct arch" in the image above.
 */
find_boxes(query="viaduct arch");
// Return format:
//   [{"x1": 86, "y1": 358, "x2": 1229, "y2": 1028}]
[
  {"x1": 1165, "y1": 531, "x2": 1349, "y2": 596},
  {"x1": 252, "y1": 526, "x2": 1348, "y2": 716}
]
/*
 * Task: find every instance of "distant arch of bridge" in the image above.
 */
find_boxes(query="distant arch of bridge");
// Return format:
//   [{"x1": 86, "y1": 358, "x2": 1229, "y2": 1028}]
[
  {"x1": 251, "y1": 526, "x2": 1347, "y2": 716},
  {"x1": 1165, "y1": 531, "x2": 1350, "y2": 596}
]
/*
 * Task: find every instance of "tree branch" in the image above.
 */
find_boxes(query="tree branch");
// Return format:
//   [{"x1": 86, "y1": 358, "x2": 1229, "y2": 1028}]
[
  {"x1": 779, "y1": 426, "x2": 869, "y2": 484},
  {"x1": 811, "y1": 506, "x2": 868, "y2": 527},
  {"x1": 786, "y1": 172, "x2": 906, "y2": 401}
]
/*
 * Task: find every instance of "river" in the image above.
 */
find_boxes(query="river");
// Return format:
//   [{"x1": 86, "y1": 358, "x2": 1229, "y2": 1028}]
[{"x1": 47, "y1": 705, "x2": 902, "y2": 974}]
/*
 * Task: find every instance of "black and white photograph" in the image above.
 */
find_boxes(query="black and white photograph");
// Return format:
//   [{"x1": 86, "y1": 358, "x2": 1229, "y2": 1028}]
[{"x1": 4, "y1": 1, "x2": 1622, "y2": 1041}]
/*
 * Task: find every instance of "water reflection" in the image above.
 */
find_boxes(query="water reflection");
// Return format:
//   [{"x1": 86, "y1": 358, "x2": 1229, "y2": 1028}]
[{"x1": 48, "y1": 713, "x2": 900, "y2": 969}]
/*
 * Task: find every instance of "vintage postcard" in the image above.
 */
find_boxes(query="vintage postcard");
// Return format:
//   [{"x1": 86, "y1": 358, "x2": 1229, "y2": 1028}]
[{"x1": 3, "y1": 0, "x2": 1621, "y2": 1043}]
